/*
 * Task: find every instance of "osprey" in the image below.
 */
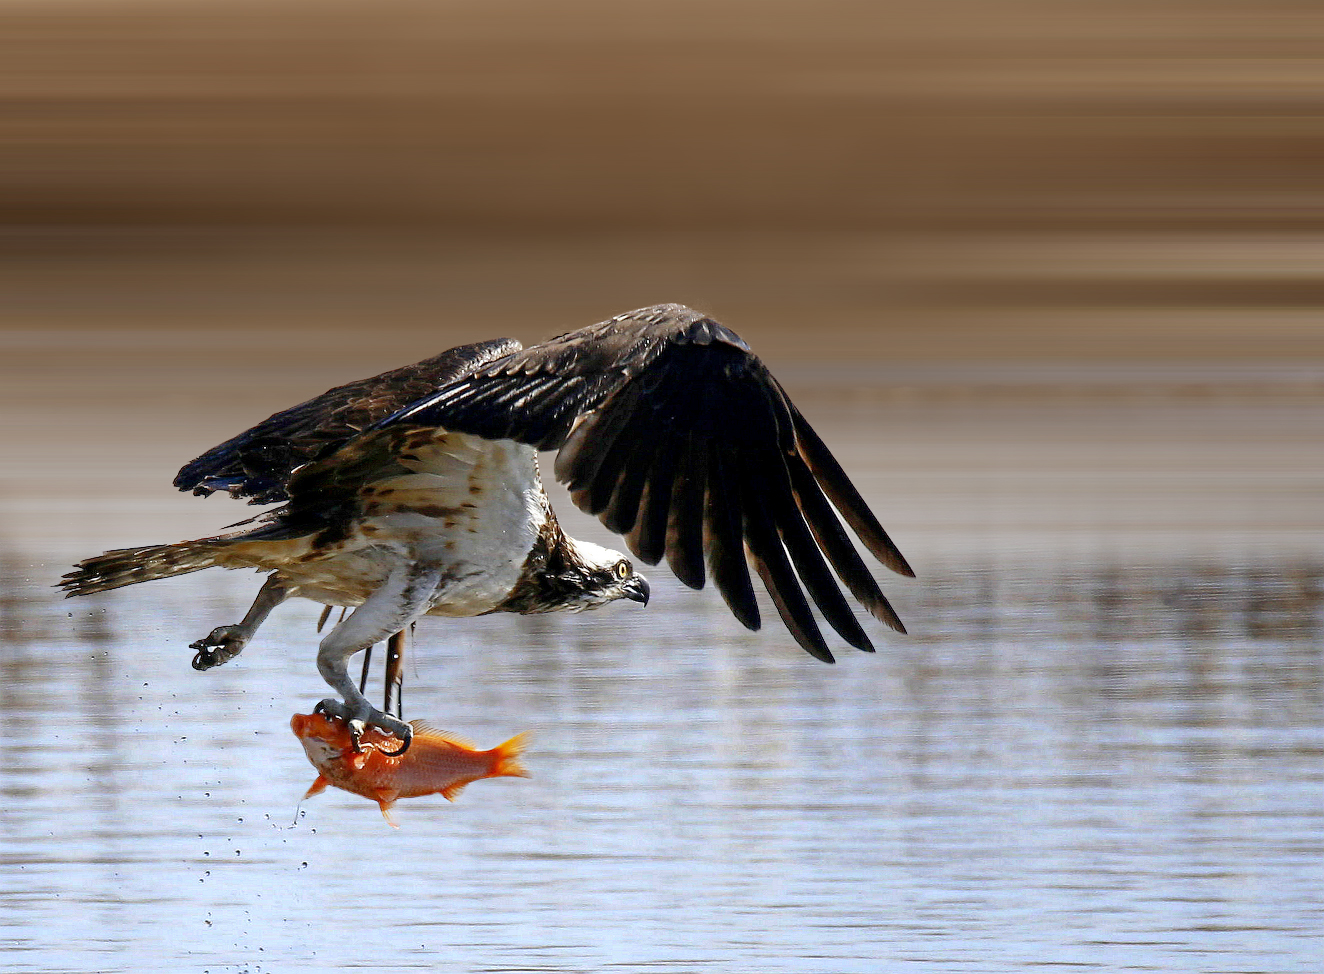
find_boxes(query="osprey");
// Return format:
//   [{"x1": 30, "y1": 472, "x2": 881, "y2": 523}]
[{"x1": 62, "y1": 305, "x2": 913, "y2": 749}]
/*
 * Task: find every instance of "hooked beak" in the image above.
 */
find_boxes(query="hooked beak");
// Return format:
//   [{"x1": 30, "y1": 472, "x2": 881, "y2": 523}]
[{"x1": 624, "y1": 574, "x2": 650, "y2": 606}]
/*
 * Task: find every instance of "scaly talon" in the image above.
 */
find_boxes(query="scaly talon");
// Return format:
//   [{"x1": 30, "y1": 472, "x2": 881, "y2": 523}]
[
  {"x1": 313, "y1": 697, "x2": 342, "y2": 717},
  {"x1": 375, "y1": 724, "x2": 412, "y2": 757},
  {"x1": 315, "y1": 698, "x2": 412, "y2": 755},
  {"x1": 190, "y1": 627, "x2": 247, "y2": 671},
  {"x1": 188, "y1": 575, "x2": 290, "y2": 672}
]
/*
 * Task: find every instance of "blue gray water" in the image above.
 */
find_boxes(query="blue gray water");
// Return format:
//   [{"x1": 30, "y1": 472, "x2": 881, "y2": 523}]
[{"x1": 2, "y1": 375, "x2": 1321, "y2": 973}]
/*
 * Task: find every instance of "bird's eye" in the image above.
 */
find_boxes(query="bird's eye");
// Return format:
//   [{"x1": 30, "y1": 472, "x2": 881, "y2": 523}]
[{"x1": 615, "y1": 560, "x2": 631, "y2": 579}]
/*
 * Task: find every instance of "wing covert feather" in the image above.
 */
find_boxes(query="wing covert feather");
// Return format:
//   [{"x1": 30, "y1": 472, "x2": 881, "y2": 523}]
[{"x1": 174, "y1": 339, "x2": 522, "y2": 504}]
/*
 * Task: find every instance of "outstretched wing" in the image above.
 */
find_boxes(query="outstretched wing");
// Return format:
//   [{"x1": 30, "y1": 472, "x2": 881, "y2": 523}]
[
  {"x1": 173, "y1": 339, "x2": 522, "y2": 504},
  {"x1": 383, "y1": 303, "x2": 913, "y2": 662}
]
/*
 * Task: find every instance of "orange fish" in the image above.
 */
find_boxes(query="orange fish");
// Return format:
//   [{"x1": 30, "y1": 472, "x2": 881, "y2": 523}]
[{"x1": 290, "y1": 712, "x2": 530, "y2": 827}]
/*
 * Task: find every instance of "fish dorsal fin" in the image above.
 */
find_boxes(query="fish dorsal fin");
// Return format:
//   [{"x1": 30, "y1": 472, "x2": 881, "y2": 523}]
[{"x1": 408, "y1": 720, "x2": 477, "y2": 750}]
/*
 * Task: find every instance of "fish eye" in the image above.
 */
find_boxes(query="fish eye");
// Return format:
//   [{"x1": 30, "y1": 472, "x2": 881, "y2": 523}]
[{"x1": 615, "y1": 560, "x2": 631, "y2": 579}]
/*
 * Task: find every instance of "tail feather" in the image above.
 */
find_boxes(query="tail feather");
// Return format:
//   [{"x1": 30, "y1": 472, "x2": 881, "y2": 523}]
[
  {"x1": 60, "y1": 539, "x2": 227, "y2": 597},
  {"x1": 493, "y1": 731, "x2": 533, "y2": 779}
]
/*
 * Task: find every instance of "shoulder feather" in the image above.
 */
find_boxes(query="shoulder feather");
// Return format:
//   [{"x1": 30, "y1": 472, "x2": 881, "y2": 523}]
[{"x1": 173, "y1": 338, "x2": 522, "y2": 504}]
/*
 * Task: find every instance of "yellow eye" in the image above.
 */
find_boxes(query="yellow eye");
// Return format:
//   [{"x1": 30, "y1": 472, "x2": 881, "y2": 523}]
[{"x1": 615, "y1": 560, "x2": 631, "y2": 579}]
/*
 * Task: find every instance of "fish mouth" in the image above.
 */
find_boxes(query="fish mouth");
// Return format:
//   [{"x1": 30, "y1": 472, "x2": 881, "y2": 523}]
[{"x1": 291, "y1": 711, "x2": 334, "y2": 739}]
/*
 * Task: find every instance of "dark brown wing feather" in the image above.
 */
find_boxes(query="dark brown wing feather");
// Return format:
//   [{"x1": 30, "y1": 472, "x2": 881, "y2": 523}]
[
  {"x1": 385, "y1": 303, "x2": 911, "y2": 661},
  {"x1": 173, "y1": 339, "x2": 522, "y2": 504}
]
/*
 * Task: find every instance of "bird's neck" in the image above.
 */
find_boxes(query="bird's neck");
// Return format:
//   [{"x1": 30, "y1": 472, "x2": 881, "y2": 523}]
[{"x1": 490, "y1": 508, "x2": 586, "y2": 614}]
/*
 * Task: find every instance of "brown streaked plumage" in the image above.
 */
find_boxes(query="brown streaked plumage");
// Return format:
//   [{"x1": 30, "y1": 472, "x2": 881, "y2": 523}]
[{"x1": 174, "y1": 339, "x2": 523, "y2": 505}]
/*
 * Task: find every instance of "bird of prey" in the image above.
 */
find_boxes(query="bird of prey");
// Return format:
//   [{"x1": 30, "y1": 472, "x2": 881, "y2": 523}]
[{"x1": 62, "y1": 304, "x2": 913, "y2": 750}]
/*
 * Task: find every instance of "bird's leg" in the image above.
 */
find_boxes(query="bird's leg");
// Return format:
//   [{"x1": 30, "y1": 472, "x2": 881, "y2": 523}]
[
  {"x1": 358, "y1": 645, "x2": 373, "y2": 695},
  {"x1": 191, "y1": 574, "x2": 289, "y2": 671},
  {"x1": 314, "y1": 563, "x2": 438, "y2": 751},
  {"x1": 384, "y1": 628, "x2": 406, "y2": 720}
]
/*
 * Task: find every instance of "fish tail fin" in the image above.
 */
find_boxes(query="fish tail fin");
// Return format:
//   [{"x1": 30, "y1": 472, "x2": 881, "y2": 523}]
[
  {"x1": 59, "y1": 538, "x2": 228, "y2": 596},
  {"x1": 492, "y1": 731, "x2": 533, "y2": 780}
]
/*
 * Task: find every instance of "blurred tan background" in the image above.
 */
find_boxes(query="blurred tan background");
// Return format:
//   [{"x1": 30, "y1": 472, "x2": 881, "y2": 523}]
[
  {"x1": 11, "y1": 0, "x2": 1320, "y2": 235},
  {"x1": 2, "y1": 0, "x2": 1322, "y2": 560},
  {"x1": 5, "y1": 0, "x2": 1324, "y2": 356}
]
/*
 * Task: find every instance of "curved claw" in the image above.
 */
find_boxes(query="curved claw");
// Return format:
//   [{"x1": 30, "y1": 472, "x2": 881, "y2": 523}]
[
  {"x1": 375, "y1": 725, "x2": 412, "y2": 757},
  {"x1": 316, "y1": 698, "x2": 412, "y2": 755},
  {"x1": 188, "y1": 578, "x2": 288, "y2": 672},
  {"x1": 190, "y1": 628, "x2": 246, "y2": 671}
]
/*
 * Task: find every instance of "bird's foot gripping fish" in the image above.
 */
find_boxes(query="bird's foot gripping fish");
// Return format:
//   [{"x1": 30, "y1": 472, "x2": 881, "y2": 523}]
[{"x1": 291, "y1": 711, "x2": 530, "y2": 827}]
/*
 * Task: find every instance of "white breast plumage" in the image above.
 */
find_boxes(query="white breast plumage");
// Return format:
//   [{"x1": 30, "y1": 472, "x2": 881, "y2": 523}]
[
  {"x1": 361, "y1": 431, "x2": 547, "y2": 616},
  {"x1": 219, "y1": 430, "x2": 548, "y2": 616}
]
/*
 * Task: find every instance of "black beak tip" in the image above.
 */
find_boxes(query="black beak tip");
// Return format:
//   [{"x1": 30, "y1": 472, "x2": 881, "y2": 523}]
[{"x1": 628, "y1": 575, "x2": 650, "y2": 606}]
